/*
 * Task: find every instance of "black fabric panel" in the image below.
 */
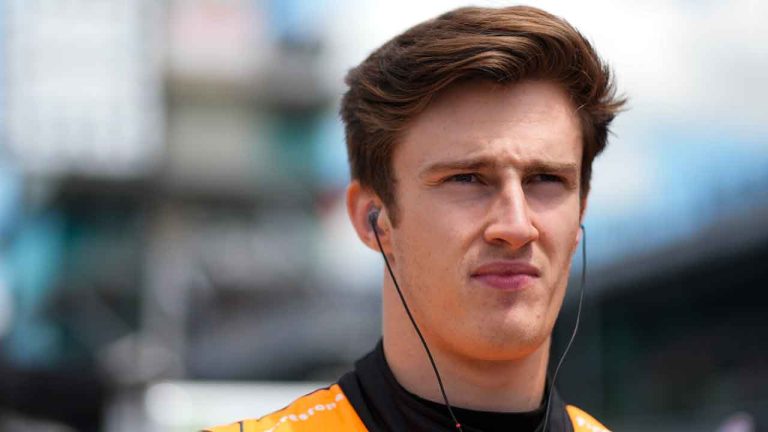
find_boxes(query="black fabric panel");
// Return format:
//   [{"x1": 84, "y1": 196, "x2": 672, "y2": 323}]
[{"x1": 339, "y1": 339, "x2": 573, "y2": 432}]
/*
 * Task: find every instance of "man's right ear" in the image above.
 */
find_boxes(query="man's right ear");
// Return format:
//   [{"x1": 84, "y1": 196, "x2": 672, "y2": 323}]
[{"x1": 346, "y1": 181, "x2": 391, "y2": 253}]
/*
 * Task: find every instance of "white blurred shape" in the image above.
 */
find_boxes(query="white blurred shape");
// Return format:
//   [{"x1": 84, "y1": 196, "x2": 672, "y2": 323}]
[
  {"x1": 5, "y1": 0, "x2": 163, "y2": 178},
  {"x1": 716, "y1": 411, "x2": 756, "y2": 432},
  {"x1": 145, "y1": 380, "x2": 327, "y2": 428},
  {"x1": 167, "y1": 0, "x2": 268, "y2": 82}
]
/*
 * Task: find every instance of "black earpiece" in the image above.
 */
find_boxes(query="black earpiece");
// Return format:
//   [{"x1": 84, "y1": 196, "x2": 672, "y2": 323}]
[{"x1": 368, "y1": 207, "x2": 380, "y2": 232}]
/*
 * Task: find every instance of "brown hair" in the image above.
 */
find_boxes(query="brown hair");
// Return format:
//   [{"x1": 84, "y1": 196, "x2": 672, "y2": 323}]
[{"x1": 341, "y1": 5, "x2": 626, "y2": 225}]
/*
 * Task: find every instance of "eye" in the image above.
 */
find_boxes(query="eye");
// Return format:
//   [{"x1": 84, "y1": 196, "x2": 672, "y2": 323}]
[
  {"x1": 446, "y1": 173, "x2": 481, "y2": 184},
  {"x1": 528, "y1": 173, "x2": 564, "y2": 184}
]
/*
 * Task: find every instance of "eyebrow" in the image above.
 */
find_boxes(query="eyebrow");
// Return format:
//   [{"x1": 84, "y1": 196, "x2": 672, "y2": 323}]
[{"x1": 418, "y1": 156, "x2": 579, "y2": 179}]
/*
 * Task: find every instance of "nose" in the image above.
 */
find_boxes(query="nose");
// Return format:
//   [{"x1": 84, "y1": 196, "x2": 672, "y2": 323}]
[{"x1": 483, "y1": 181, "x2": 539, "y2": 249}]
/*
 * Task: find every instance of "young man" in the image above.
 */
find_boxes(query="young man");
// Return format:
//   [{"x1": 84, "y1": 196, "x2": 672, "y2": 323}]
[{"x1": 208, "y1": 5, "x2": 624, "y2": 432}]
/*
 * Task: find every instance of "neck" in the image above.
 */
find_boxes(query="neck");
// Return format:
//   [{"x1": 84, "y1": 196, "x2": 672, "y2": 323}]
[{"x1": 382, "y1": 277, "x2": 550, "y2": 413}]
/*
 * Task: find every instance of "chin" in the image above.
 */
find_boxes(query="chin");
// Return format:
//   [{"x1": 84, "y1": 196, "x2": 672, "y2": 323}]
[{"x1": 451, "y1": 327, "x2": 549, "y2": 362}]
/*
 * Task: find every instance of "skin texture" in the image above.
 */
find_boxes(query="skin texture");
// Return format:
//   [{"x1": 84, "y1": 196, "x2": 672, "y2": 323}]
[{"x1": 347, "y1": 80, "x2": 586, "y2": 412}]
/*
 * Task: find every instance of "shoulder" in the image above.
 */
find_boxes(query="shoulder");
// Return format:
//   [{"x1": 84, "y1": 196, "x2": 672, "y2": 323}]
[
  {"x1": 203, "y1": 384, "x2": 368, "y2": 432},
  {"x1": 565, "y1": 404, "x2": 611, "y2": 432}
]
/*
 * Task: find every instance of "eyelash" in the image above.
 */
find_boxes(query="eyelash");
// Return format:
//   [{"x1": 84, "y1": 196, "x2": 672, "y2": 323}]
[
  {"x1": 446, "y1": 173, "x2": 481, "y2": 184},
  {"x1": 528, "y1": 173, "x2": 564, "y2": 184},
  {"x1": 444, "y1": 173, "x2": 564, "y2": 185}
]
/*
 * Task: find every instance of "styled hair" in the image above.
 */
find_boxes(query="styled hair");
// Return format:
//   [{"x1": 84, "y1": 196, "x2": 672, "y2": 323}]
[{"x1": 341, "y1": 5, "x2": 626, "y2": 225}]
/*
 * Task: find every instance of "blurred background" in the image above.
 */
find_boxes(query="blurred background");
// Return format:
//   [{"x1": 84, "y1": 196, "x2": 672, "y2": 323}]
[{"x1": 0, "y1": 0, "x2": 765, "y2": 431}]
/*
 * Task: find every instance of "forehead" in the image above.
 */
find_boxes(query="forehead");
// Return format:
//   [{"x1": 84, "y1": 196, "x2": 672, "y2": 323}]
[{"x1": 394, "y1": 80, "x2": 583, "y2": 175}]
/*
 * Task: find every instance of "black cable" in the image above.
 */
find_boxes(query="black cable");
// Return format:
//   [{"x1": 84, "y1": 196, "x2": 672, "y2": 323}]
[
  {"x1": 370, "y1": 216, "x2": 465, "y2": 432},
  {"x1": 540, "y1": 224, "x2": 587, "y2": 432}
]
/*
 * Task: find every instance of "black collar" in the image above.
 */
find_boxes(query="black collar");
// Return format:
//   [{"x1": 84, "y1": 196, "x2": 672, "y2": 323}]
[{"x1": 338, "y1": 340, "x2": 573, "y2": 432}]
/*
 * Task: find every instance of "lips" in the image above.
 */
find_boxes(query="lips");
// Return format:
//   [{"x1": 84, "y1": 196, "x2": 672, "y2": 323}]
[{"x1": 470, "y1": 261, "x2": 540, "y2": 291}]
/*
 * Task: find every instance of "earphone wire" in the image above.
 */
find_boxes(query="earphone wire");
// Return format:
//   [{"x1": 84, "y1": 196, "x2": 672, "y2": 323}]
[
  {"x1": 540, "y1": 224, "x2": 587, "y2": 432},
  {"x1": 370, "y1": 216, "x2": 465, "y2": 432}
]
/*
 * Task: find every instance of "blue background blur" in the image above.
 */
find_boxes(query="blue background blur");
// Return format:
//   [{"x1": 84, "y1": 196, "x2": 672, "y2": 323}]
[{"x1": 0, "y1": 1, "x2": 765, "y2": 431}]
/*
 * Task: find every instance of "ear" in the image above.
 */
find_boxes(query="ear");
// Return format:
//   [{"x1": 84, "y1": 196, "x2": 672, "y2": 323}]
[{"x1": 346, "y1": 180, "x2": 393, "y2": 253}]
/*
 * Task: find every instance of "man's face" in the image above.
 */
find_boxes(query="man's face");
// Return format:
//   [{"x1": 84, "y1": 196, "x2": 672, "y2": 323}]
[{"x1": 388, "y1": 80, "x2": 584, "y2": 361}]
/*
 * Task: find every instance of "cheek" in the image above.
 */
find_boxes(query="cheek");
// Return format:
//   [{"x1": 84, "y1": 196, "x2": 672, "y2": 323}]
[
  {"x1": 536, "y1": 207, "x2": 580, "y2": 261},
  {"x1": 395, "y1": 216, "x2": 459, "y2": 276},
  {"x1": 399, "y1": 191, "x2": 471, "y2": 253},
  {"x1": 391, "y1": 205, "x2": 474, "y2": 303}
]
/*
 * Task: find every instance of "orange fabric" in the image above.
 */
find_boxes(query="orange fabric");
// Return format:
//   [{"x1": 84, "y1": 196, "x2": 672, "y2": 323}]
[
  {"x1": 205, "y1": 386, "x2": 609, "y2": 432},
  {"x1": 204, "y1": 384, "x2": 368, "y2": 432},
  {"x1": 566, "y1": 405, "x2": 611, "y2": 432}
]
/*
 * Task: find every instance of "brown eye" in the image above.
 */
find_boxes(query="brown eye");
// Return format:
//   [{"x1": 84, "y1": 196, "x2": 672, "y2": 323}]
[
  {"x1": 529, "y1": 174, "x2": 563, "y2": 184},
  {"x1": 447, "y1": 173, "x2": 480, "y2": 184}
]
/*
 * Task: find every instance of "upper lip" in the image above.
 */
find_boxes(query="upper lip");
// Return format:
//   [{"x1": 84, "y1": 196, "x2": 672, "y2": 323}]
[{"x1": 471, "y1": 261, "x2": 540, "y2": 277}]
